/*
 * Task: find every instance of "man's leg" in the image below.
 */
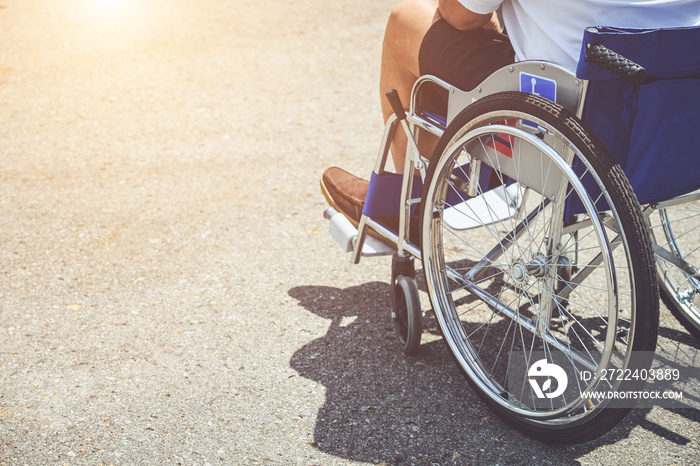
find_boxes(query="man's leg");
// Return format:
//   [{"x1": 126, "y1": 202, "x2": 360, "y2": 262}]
[
  {"x1": 321, "y1": 0, "x2": 513, "y2": 225},
  {"x1": 380, "y1": 0, "x2": 441, "y2": 173},
  {"x1": 320, "y1": 0, "x2": 439, "y2": 224}
]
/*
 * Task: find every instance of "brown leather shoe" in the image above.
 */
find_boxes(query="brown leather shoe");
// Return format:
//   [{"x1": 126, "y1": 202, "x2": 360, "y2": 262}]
[{"x1": 320, "y1": 167, "x2": 368, "y2": 225}]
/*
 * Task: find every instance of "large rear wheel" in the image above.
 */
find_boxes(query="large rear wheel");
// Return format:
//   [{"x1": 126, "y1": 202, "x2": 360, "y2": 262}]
[{"x1": 420, "y1": 92, "x2": 659, "y2": 443}]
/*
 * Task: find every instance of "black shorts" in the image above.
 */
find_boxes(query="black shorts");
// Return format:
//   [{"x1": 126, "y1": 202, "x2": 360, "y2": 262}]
[{"x1": 418, "y1": 19, "x2": 515, "y2": 116}]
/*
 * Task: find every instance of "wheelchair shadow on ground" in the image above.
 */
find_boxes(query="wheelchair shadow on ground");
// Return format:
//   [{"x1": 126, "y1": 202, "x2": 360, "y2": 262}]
[{"x1": 287, "y1": 281, "x2": 699, "y2": 464}]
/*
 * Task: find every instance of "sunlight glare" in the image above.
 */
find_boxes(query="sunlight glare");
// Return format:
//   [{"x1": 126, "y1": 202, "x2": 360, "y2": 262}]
[
  {"x1": 92, "y1": 0, "x2": 134, "y2": 17},
  {"x1": 78, "y1": 0, "x2": 155, "y2": 52}
]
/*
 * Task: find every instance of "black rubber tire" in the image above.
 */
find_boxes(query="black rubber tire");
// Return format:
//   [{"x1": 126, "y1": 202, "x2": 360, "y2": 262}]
[
  {"x1": 393, "y1": 275, "x2": 422, "y2": 354},
  {"x1": 420, "y1": 92, "x2": 659, "y2": 443}
]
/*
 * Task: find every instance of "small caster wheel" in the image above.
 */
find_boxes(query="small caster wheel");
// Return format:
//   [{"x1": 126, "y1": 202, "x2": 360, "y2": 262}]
[{"x1": 392, "y1": 275, "x2": 422, "y2": 354}]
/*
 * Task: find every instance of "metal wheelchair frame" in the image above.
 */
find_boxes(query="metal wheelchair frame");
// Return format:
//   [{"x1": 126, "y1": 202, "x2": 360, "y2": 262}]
[{"x1": 343, "y1": 60, "x2": 699, "y2": 290}]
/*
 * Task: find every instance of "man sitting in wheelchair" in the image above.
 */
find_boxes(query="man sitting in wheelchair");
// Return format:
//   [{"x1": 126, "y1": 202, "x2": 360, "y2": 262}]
[{"x1": 320, "y1": 0, "x2": 699, "y2": 225}]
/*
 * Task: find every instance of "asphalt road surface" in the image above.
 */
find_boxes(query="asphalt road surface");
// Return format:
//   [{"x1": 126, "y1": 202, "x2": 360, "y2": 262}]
[{"x1": 1, "y1": 1, "x2": 698, "y2": 464}]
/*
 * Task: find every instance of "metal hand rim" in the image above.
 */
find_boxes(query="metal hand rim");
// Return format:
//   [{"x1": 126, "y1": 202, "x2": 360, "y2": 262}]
[{"x1": 422, "y1": 120, "x2": 623, "y2": 419}]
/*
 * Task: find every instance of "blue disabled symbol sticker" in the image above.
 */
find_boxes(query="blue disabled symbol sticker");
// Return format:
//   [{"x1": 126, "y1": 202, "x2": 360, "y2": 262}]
[{"x1": 520, "y1": 72, "x2": 557, "y2": 102}]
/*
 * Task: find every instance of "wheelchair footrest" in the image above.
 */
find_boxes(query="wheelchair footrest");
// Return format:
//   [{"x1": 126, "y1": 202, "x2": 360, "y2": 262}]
[
  {"x1": 324, "y1": 208, "x2": 396, "y2": 257},
  {"x1": 444, "y1": 184, "x2": 524, "y2": 230}
]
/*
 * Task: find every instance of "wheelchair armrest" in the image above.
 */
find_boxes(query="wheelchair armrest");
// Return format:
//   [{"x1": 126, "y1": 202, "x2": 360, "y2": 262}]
[{"x1": 410, "y1": 63, "x2": 584, "y2": 128}]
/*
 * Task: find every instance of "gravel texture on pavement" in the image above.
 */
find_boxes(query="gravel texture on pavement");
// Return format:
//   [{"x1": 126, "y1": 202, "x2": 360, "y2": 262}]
[{"x1": 1, "y1": 1, "x2": 698, "y2": 464}]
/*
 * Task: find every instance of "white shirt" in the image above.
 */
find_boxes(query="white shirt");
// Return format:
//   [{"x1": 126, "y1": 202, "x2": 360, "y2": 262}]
[{"x1": 458, "y1": 0, "x2": 700, "y2": 69}]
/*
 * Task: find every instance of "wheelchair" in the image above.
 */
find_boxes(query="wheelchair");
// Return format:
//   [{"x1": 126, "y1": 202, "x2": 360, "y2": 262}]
[{"x1": 323, "y1": 26, "x2": 700, "y2": 443}]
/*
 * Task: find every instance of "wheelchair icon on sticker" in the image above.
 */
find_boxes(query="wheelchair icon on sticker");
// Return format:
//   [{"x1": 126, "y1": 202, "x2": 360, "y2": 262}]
[{"x1": 520, "y1": 72, "x2": 557, "y2": 102}]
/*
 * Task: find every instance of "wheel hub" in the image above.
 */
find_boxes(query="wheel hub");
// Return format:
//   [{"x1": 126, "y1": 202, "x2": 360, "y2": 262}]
[
  {"x1": 511, "y1": 254, "x2": 550, "y2": 284},
  {"x1": 527, "y1": 254, "x2": 549, "y2": 279},
  {"x1": 511, "y1": 263, "x2": 527, "y2": 283}
]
